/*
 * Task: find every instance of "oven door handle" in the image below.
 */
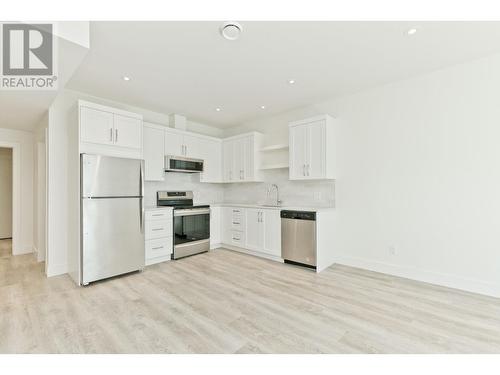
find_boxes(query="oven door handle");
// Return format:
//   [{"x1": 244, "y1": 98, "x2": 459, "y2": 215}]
[{"x1": 174, "y1": 208, "x2": 210, "y2": 217}]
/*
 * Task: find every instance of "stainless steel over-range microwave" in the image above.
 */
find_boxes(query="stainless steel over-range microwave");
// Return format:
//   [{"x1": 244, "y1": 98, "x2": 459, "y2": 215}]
[{"x1": 164, "y1": 155, "x2": 204, "y2": 173}]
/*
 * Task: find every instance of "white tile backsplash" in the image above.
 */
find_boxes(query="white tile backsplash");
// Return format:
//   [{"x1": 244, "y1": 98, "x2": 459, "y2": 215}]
[
  {"x1": 223, "y1": 169, "x2": 335, "y2": 207},
  {"x1": 144, "y1": 173, "x2": 224, "y2": 206},
  {"x1": 146, "y1": 169, "x2": 335, "y2": 208}
]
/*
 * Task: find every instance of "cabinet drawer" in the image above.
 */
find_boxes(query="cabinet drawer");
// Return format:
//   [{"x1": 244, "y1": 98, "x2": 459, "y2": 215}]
[
  {"x1": 230, "y1": 230, "x2": 246, "y2": 247},
  {"x1": 231, "y1": 208, "x2": 246, "y2": 231},
  {"x1": 146, "y1": 210, "x2": 172, "y2": 221},
  {"x1": 146, "y1": 237, "x2": 173, "y2": 260},
  {"x1": 145, "y1": 219, "x2": 172, "y2": 240}
]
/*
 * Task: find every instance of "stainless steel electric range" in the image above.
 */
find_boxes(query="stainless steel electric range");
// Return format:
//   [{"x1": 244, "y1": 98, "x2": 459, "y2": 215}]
[{"x1": 157, "y1": 191, "x2": 210, "y2": 259}]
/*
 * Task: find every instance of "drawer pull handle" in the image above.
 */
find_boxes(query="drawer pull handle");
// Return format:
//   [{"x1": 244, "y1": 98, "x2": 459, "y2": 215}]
[
  {"x1": 151, "y1": 246, "x2": 163, "y2": 250},
  {"x1": 152, "y1": 213, "x2": 164, "y2": 217},
  {"x1": 152, "y1": 228, "x2": 164, "y2": 231},
  {"x1": 232, "y1": 222, "x2": 240, "y2": 225}
]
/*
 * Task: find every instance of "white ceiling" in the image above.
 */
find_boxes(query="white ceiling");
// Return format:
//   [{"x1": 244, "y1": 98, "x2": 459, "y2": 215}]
[
  {"x1": 8, "y1": 21, "x2": 500, "y2": 131},
  {"x1": 65, "y1": 21, "x2": 500, "y2": 128}
]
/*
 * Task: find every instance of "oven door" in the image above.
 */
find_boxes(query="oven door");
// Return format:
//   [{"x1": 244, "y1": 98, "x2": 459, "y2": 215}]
[{"x1": 173, "y1": 208, "x2": 210, "y2": 259}]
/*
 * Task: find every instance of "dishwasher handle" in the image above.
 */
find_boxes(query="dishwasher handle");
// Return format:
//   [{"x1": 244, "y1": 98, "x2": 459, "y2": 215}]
[{"x1": 280, "y1": 210, "x2": 316, "y2": 220}]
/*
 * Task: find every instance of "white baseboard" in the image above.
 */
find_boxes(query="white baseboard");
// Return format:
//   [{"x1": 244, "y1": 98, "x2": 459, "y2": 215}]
[
  {"x1": 335, "y1": 255, "x2": 500, "y2": 298},
  {"x1": 221, "y1": 243, "x2": 283, "y2": 263},
  {"x1": 46, "y1": 262, "x2": 67, "y2": 277},
  {"x1": 13, "y1": 245, "x2": 35, "y2": 255}
]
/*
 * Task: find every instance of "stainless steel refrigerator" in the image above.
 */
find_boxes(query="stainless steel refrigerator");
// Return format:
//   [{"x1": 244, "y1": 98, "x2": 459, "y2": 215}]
[{"x1": 80, "y1": 154, "x2": 145, "y2": 285}]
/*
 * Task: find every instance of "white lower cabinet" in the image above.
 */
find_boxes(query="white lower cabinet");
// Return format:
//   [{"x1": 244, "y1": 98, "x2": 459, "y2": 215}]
[
  {"x1": 220, "y1": 206, "x2": 281, "y2": 260},
  {"x1": 246, "y1": 209, "x2": 265, "y2": 251},
  {"x1": 262, "y1": 209, "x2": 281, "y2": 257},
  {"x1": 210, "y1": 206, "x2": 222, "y2": 248},
  {"x1": 145, "y1": 208, "x2": 173, "y2": 265}
]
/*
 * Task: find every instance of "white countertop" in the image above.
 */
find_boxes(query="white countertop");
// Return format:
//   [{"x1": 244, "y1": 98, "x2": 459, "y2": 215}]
[
  {"x1": 145, "y1": 206, "x2": 173, "y2": 211},
  {"x1": 206, "y1": 202, "x2": 335, "y2": 212},
  {"x1": 146, "y1": 203, "x2": 334, "y2": 212}
]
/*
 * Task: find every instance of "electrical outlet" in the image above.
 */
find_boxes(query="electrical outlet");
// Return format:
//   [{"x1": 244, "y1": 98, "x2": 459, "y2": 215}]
[{"x1": 389, "y1": 245, "x2": 397, "y2": 256}]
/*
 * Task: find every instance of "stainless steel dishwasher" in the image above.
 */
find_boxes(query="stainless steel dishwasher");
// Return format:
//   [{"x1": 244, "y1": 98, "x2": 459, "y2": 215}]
[{"x1": 281, "y1": 210, "x2": 316, "y2": 269}]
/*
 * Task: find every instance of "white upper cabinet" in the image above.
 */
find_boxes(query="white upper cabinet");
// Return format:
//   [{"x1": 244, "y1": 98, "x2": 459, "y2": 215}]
[
  {"x1": 164, "y1": 128, "x2": 205, "y2": 159},
  {"x1": 289, "y1": 115, "x2": 336, "y2": 180},
  {"x1": 143, "y1": 123, "x2": 165, "y2": 181},
  {"x1": 183, "y1": 134, "x2": 201, "y2": 159},
  {"x1": 198, "y1": 137, "x2": 223, "y2": 183},
  {"x1": 113, "y1": 114, "x2": 143, "y2": 149},
  {"x1": 164, "y1": 129, "x2": 184, "y2": 157},
  {"x1": 223, "y1": 140, "x2": 234, "y2": 181},
  {"x1": 80, "y1": 106, "x2": 114, "y2": 146},
  {"x1": 222, "y1": 132, "x2": 262, "y2": 182},
  {"x1": 79, "y1": 101, "x2": 143, "y2": 159}
]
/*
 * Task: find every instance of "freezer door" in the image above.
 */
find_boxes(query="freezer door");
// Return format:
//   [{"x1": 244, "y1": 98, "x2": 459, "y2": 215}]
[
  {"x1": 82, "y1": 197, "x2": 145, "y2": 284},
  {"x1": 81, "y1": 154, "x2": 143, "y2": 198}
]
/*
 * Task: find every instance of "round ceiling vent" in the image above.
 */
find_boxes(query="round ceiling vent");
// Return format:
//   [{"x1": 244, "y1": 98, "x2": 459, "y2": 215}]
[{"x1": 220, "y1": 22, "x2": 243, "y2": 41}]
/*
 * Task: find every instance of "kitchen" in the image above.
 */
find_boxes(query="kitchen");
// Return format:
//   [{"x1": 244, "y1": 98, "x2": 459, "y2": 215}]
[
  {"x1": 76, "y1": 100, "x2": 337, "y2": 284},
  {"x1": 2, "y1": 18, "x2": 500, "y2": 362}
]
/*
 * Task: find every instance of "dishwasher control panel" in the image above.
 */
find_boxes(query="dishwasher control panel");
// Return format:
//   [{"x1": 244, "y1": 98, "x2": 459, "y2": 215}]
[{"x1": 280, "y1": 210, "x2": 316, "y2": 220}]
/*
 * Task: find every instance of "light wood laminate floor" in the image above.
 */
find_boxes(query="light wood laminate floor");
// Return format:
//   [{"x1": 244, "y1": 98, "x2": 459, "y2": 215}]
[{"x1": 1, "y1": 239, "x2": 499, "y2": 353}]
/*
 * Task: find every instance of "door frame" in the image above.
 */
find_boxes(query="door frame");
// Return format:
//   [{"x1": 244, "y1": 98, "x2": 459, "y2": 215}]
[{"x1": 0, "y1": 141, "x2": 21, "y2": 255}]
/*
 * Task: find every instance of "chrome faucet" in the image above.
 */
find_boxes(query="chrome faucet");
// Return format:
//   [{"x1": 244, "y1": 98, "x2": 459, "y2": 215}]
[{"x1": 268, "y1": 184, "x2": 282, "y2": 207}]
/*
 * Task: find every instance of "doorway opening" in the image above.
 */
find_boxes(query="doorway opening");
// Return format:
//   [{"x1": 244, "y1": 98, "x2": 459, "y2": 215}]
[{"x1": 0, "y1": 147, "x2": 13, "y2": 258}]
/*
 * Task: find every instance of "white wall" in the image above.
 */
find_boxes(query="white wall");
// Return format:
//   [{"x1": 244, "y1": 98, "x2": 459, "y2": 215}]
[
  {"x1": 228, "y1": 53, "x2": 500, "y2": 297},
  {"x1": 34, "y1": 113, "x2": 48, "y2": 262},
  {"x1": 0, "y1": 148, "x2": 13, "y2": 239},
  {"x1": 0, "y1": 128, "x2": 34, "y2": 254}
]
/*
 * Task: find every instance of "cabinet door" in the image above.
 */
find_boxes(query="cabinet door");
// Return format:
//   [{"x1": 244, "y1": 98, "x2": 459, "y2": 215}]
[
  {"x1": 222, "y1": 207, "x2": 234, "y2": 244},
  {"x1": 183, "y1": 134, "x2": 201, "y2": 159},
  {"x1": 243, "y1": 135, "x2": 254, "y2": 181},
  {"x1": 289, "y1": 124, "x2": 308, "y2": 179},
  {"x1": 143, "y1": 125, "x2": 165, "y2": 181},
  {"x1": 245, "y1": 209, "x2": 264, "y2": 251},
  {"x1": 210, "y1": 206, "x2": 222, "y2": 247},
  {"x1": 164, "y1": 129, "x2": 184, "y2": 157},
  {"x1": 223, "y1": 140, "x2": 234, "y2": 181},
  {"x1": 263, "y1": 209, "x2": 281, "y2": 257},
  {"x1": 80, "y1": 106, "x2": 114, "y2": 146},
  {"x1": 113, "y1": 114, "x2": 142, "y2": 149},
  {"x1": 199, "y1": 138, "x2": 222, "y2": 183},
  {"x1": 233, "y1": 138, "x2": 246, "y2": 181},
  {"x1": 306, "y1": 120, "x2": 325, "y2": 179}
]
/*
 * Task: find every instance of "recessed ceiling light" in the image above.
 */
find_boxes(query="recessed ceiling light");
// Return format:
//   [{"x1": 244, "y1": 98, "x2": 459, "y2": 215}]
[
  {"x1": 288, "y1": 79, "x2": 295, "y2": 85},
  {"x1": 122, "y1": 76, "x2": 131, "y2": 81},
  {"x1": 260, "y1": 105, "x2": 266, "y2": 110},
  {"x1": 215, "y1": 108, "x2": 221, "y2": 112},
  {"x1": 220, "y1": 22, "x2": 243, "y2": 41},
  {"x1": 407, "y1": 28, "x2": 418, "y2": 35}
]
